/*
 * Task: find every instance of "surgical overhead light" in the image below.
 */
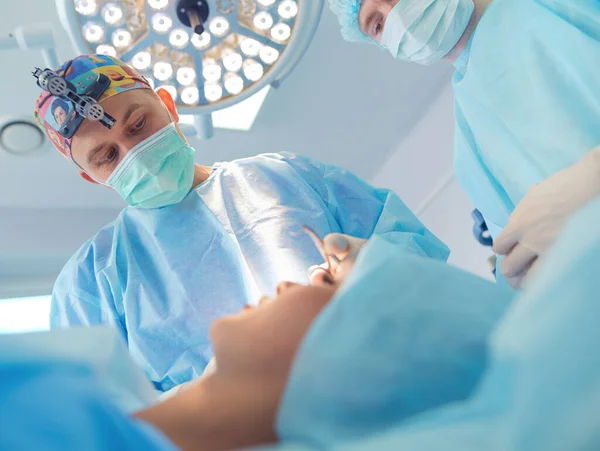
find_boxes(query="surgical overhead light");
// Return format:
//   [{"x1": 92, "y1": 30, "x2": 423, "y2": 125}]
[{"x1": 55, "y1": 0, "x2": 323, "y2": 139}]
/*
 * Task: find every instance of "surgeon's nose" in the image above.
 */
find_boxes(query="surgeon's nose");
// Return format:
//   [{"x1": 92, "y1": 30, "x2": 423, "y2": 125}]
[{"x1": 276, "y1": 281, "x2": 298, "y2": 296}]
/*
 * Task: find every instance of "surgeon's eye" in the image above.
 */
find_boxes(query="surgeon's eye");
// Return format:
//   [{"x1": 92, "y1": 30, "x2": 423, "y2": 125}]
[
  {"x1": 102, "y1": 147, "x2": 119, "y2": 166},
  {"x1": 374, "y1": 22, "x2": 382, "y2": 36},
  {"x1": 130, "y1": 115, "x2": 147, "y2": 134}
]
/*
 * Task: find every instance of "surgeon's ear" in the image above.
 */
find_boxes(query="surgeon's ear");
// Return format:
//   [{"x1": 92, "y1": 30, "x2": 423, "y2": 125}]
[
  {"x1": 79, "y1": 170, "x2": 99, "y2": 185},
  {"x1": 156, "y1": 88, "x2": 180, "y2": 123}
]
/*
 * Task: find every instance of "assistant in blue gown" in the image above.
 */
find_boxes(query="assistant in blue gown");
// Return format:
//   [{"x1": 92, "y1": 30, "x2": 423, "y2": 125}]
[
  {"x1": 453, "y1": 0, "x2": 600, "y2": 237},
  {"x1": 51, "y1": 152, "x2": 449, "y2": 392}
]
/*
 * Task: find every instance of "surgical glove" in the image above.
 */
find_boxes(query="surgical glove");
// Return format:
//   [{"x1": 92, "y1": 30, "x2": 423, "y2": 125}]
[
  {"x1": 309, "y1": 234, "x2": 367, "y2": 285},
  {"x1": 495, "y1": 147, "x2": 600, "y2": 288}
]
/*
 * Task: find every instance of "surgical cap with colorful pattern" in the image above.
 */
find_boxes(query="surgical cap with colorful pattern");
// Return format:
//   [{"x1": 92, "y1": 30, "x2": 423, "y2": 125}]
[{"x1": 33, "y1": 54, "x2": 151, "y2": 162}]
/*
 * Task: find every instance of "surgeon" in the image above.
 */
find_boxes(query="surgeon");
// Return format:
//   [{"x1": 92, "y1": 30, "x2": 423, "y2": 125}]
[
  {"x1": 32, "y1": 54, "x2": 449, "y2": 393},
  {"x1": 328, "y1": 0, "x2": 600, "y2": 287}
]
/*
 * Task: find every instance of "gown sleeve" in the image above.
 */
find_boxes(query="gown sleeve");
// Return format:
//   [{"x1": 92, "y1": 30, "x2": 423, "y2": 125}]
[{"x1": 281, "y1": 152, "x2": 450, "y2": 262}]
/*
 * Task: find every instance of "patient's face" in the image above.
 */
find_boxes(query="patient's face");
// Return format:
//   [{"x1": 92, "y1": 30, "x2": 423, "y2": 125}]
[{"x1": 210, "y1": 282, "x2": 337, "y2": 381}]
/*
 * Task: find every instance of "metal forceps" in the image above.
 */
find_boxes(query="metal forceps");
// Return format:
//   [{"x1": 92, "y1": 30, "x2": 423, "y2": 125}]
[{"x1": 302, "y1": 225, "x2": 340, "y2": 278}]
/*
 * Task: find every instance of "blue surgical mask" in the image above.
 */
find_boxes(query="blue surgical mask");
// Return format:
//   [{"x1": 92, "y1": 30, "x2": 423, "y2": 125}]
[
  {"x1": 106, "y1": 122, "x2": 196, "y2": 209},
  {"x1": 381, "y1": 0, "x2": 474, "y2": 66}
]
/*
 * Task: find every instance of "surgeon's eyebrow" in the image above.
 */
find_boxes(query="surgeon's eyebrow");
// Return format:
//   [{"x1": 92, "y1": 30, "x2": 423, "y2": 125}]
[
  {"x1": 122, "y1": 103, "x2": 143, "y2": 124},
  {"x1": 87, "y1": 143, "x2": 107, "y2": 165}
]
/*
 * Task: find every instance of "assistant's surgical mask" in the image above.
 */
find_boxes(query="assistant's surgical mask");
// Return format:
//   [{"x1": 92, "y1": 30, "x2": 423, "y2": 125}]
[
  {"x1": 106, "y1": 122, "x2": 196, "y2": 209},
  {"x1": 381, "y1": 0, "x2": 474, "y2": 66}
]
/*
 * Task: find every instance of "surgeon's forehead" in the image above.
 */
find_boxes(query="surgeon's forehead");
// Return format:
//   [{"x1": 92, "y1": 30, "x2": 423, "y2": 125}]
[{"x1": 82, "y1": 89, "x2": 156, "y2": 126}]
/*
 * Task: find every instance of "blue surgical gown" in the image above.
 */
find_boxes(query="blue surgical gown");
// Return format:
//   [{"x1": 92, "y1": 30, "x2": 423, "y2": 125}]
[
  {"x1": 0, "y1": 361, "x2": 176, "y2": 451},
  {"x1": 453, "y1": 0, "x2": 600, "y2": 237},
  {"x1": 51, "y1": 152, "x2": 449, "y2": 392},
  {"x1": 277, "y1": 235, "x2": 513, "y2": 447}
]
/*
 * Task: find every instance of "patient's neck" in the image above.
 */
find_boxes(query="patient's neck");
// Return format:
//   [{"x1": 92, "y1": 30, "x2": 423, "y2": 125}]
[
  {"x1": 444, "y1": 0, "x2": 493, "y2": 63},
  {"x1": 135, "y1": 374, "x2": 281, "y2": 451}
]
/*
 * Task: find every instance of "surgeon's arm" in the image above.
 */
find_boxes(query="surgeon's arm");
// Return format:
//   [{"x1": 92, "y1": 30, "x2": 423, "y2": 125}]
[
  {"x1": 283, "y1": 153, "x2": 450, "y2": 261},
  {"x1": 51, "y1": 290, "x2": 126, "y2": 333}
]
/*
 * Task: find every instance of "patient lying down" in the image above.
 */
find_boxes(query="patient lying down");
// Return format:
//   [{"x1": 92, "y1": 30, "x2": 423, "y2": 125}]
[{"x1": 136, "y1": 234, "x2": 512, "y2": 450}]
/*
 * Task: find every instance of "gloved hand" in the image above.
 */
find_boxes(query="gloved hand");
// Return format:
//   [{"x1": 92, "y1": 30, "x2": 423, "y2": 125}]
[
  {"x1": 309, "y1": 233, "x2": 367, "y2": 286},
  {"x1": 494, "y1": 147, "x2": 600, "y2": 288}
]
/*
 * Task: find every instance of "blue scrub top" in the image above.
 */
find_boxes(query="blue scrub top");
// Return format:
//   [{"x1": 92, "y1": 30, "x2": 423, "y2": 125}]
[
  {"x1": 51, "y1": 152, "x2": 449, "y2": 392},
  {"x1": 453, "y1": 0, "x2": 600, "y2": 237}
]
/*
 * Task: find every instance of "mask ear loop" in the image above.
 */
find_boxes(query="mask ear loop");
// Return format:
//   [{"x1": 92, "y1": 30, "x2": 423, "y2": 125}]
[
  {"x1": 164, "y1": 106, "x2": 191, "y2": 146},
  {"x1": 155, "y1": 87, "x2": 190, "y2": 144},
  {"x1": 166, "y1": 108, "x2": 175, "y2": 124}
]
